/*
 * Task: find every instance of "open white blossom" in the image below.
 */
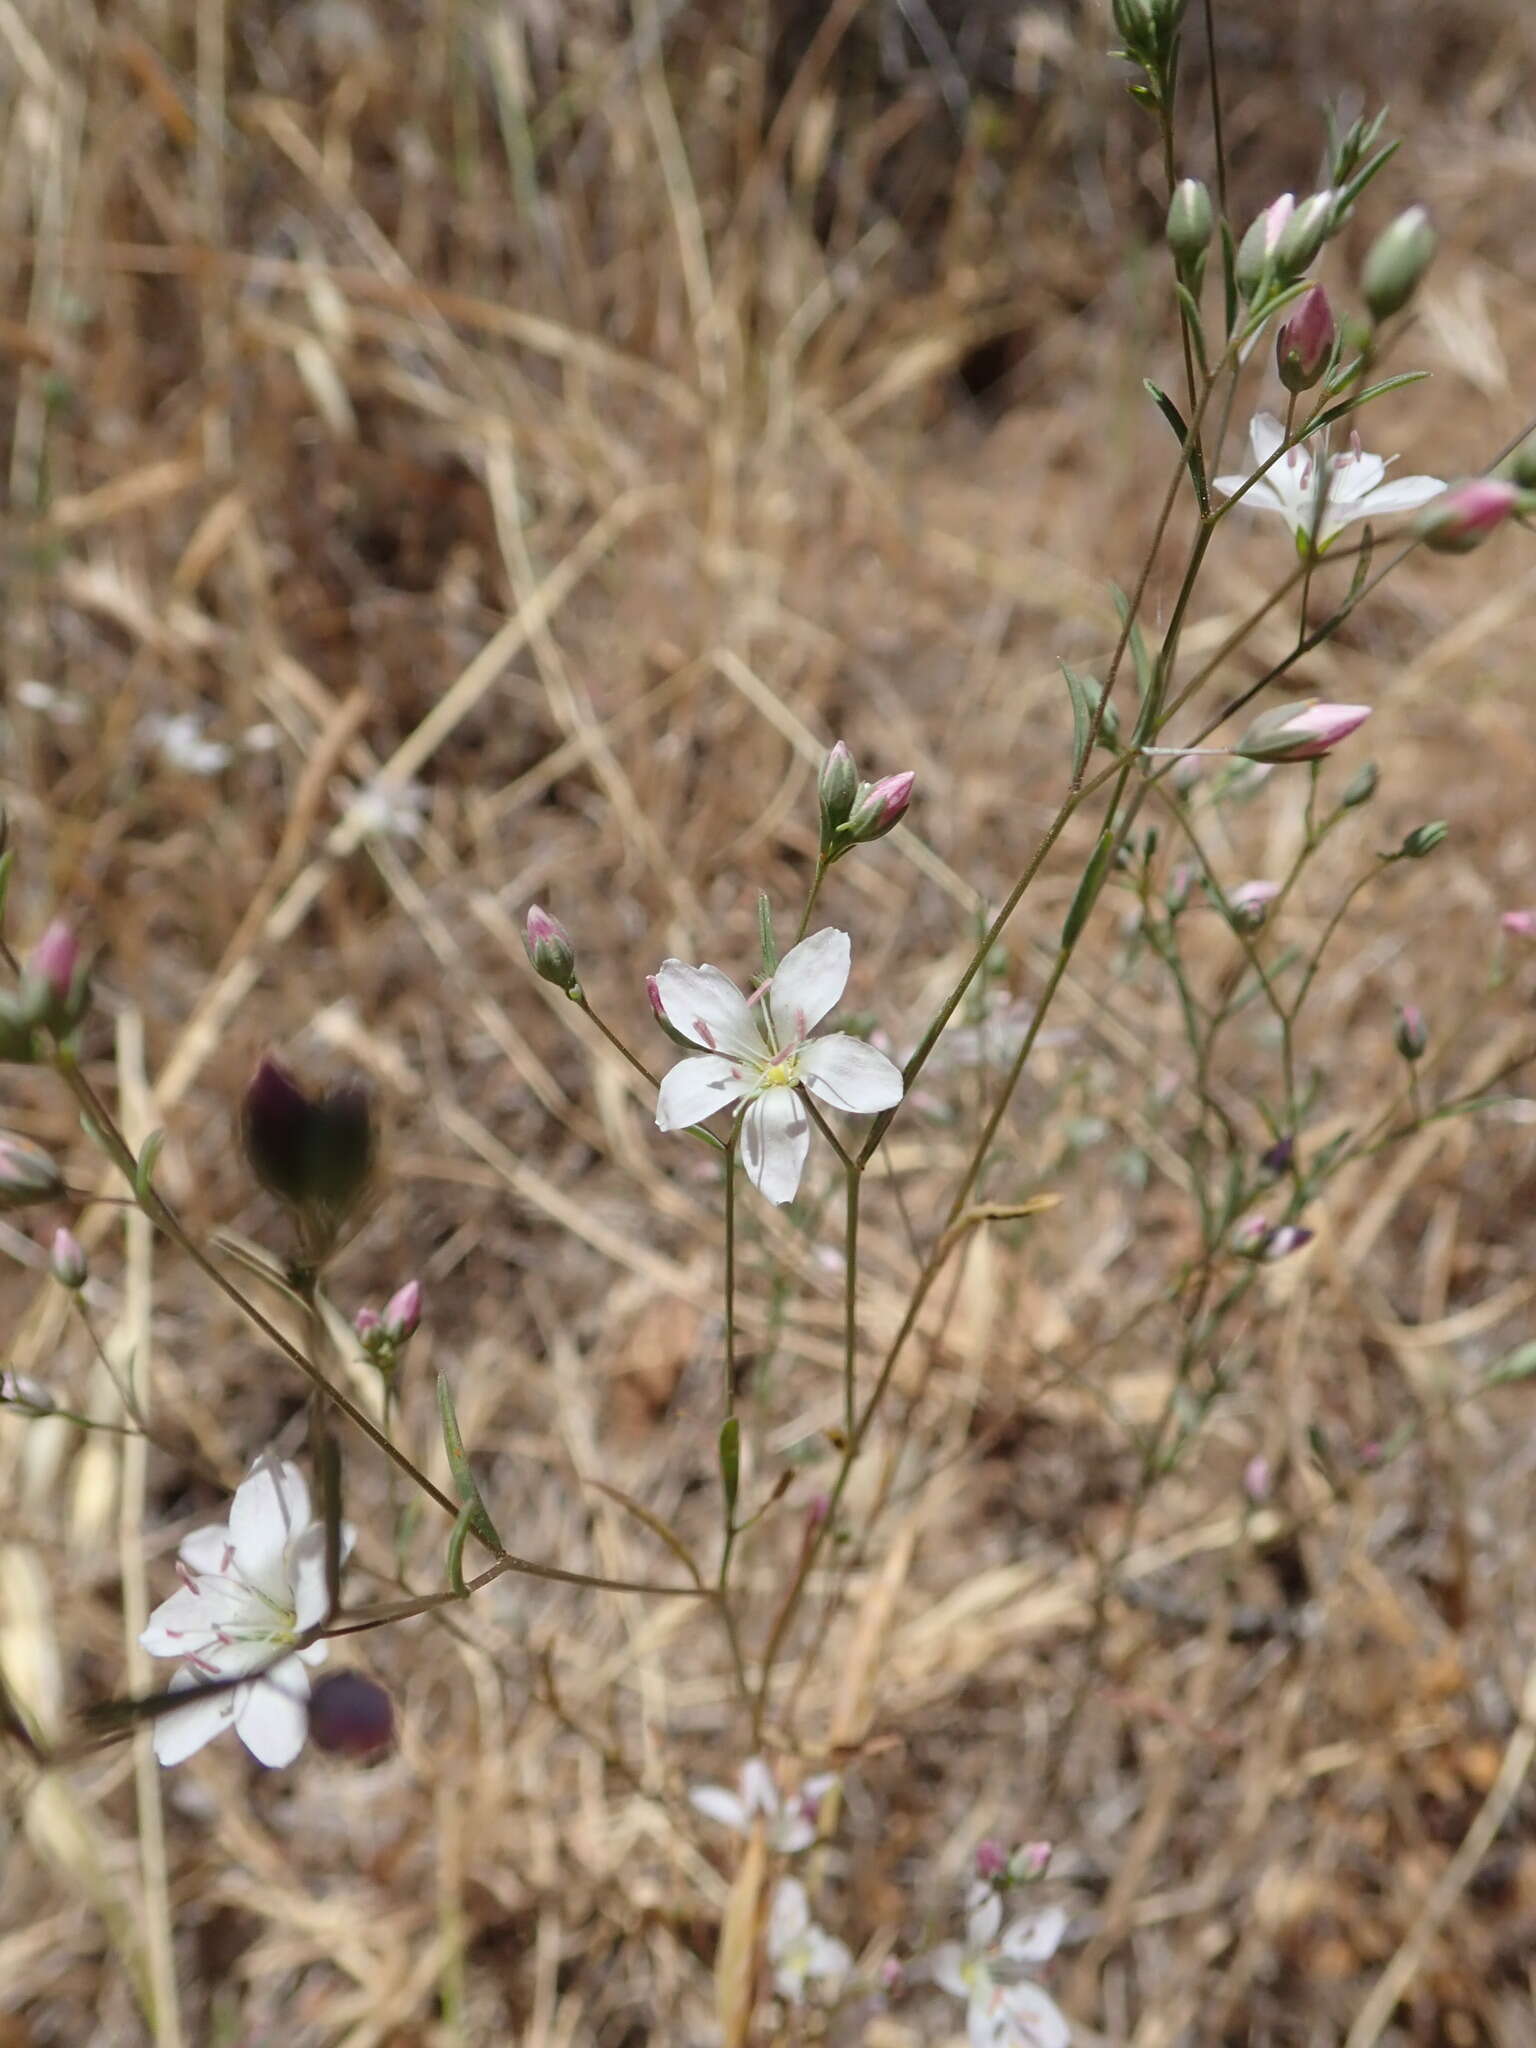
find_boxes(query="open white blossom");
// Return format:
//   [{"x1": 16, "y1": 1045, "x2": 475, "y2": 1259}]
[
  {"x1": 139, "y1": 1453, "x2": 354, "y2": 1768},
  {"x1": 652, "y1": 928, "x2": 903, "y2": 1203},
  {"x1": 767, "y1": 1879, "x2": 852, "y2": 2006},
  {"x1": 689, "y1": 1755, "x2": 838, "y2": 1853},
  {"x1": 929, "y1": 1889, "x2": 1070, "y2": 2048},
  {"x1": 1214, "y1": 412, "x2": 1443, "y2": 553}
]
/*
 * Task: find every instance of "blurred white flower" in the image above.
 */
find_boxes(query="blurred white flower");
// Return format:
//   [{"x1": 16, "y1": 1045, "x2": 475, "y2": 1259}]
[
  {"x1": 767, "y1": 1878, "x2": 851, "y2": 2005},
  {"x1": 929, "y1": 1889, "x2": 1070, "y2": 2048},
  {"x1": 340, "y1": 776, "x2": 428, "y2": 842},
  {"x1": 689, "y1": 1755, "x2": 838, "y2": 1853},
  {"x1": 652, "y1": 928, "x2": 903, "y2": 1203},
  {"x1": 140, "y1": 709, "x2": 232, "y2": 776},
  {"x1": 15, "y1": 679, "x2": 88, "y2": 724},
  {"x1": 1214, "y1": 412, "x2": 1443, "y2": 553},
  {"x1": 139, "y1": 1452, "x2": 354, "y2": 1768}
]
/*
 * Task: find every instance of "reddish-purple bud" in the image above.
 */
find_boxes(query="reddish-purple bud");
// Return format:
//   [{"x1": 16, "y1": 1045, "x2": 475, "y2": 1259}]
[
  {"x1": 524, "y1": 905, "x2": 578, "y2": 994},
  {"x1": 1502, "y1": 910, "x2": 1536, "y2": 941},
  {"x1": 1263, "y1": 1224, "x2": 1314, "y2": 1262},
  {"x1": 308, "y1": 1670, "x2": 395, "y2": 1759},
  {"x1": 382, "y1": 1279, "x2": 422, "y2": 1344},
  {"x1": 1276, "y1": 285, "x2": 1336, "y2": 393},
  {"x1": 1236, "y1": 701, "x2": 1371, "y2": 764},
  {"x1": 240, "y1": 1056, "x2": 376, "y2": 1251},
  {"x1": 30, "y1": 921, "x2": 78, "y2": 1004},
  {"x1": 1416, "y1": 477, "x2": 1523, "y2": 554},
  {"x1": 1231, "y1": 1215, "x2": 1273, "y2": 1259},
  {"x1": 1395, "y1": 1003, "x2": 1428, "y2": 1062},
  {"x1": 50, "y1": 1226, "x2": 87, "y2": 1290},
  {"x1": 975, "y1": 1839, "x2": 1008, "y2": 1881},
  {"x1": 354, "y1": 1305, "x2": 383, "y2": 1347}
]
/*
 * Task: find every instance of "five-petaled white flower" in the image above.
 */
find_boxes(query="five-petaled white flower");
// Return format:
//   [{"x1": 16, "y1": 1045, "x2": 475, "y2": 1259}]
[
  {"x1": 1214, "y1": 412, "x2": 1443, "y2": 554},
  {"x1": 767, "y1": 1878, "x2": 852, "y2": 2006},
  {"x1": 139, "y1": 1453, "x2": 354, "y2": 1768},
  {"x1": 929, "y1": 1889, "x2": 1070, "y2": 2048},
  {"x1": 689, "y1": 1755, "x2": 838, "y2": 1853},
  {"x1": 652, "y1": 928, "x2": 903, "y2": 1204}
]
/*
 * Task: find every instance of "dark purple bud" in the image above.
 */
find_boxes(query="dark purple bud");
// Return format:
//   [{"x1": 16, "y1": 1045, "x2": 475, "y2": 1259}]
[
  {"x1": 240, "y1": 1056, "x2": 376, "y2": 1248},
  {"x1": 1263, "y1": 1224, "x2": 1314, "y2": 1262},
  {"x1": 308, "y1": 1670, "x2": 395, "y2": 1759},
  {"x1": 1259, "y1": 1135, "x2": 1295, "y2": 1179},
  {"x1": 1395, "y1": 1003, "x2": 1428, "y2": 1062}
]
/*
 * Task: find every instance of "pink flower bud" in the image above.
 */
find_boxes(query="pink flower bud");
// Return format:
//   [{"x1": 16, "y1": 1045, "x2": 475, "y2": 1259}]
[
  {"x1": 1243, "y1": 1455, "x2": 1272, "y2": 1504},
  {"x1": 1395, "y1": 1003, "x2": 1428, "y2": 1061},
  {"x1": 524, "y1": 904, "x2": 578, "y2": 994},
  {"x1": 1227, "y1": 880, "x2": 1279, "y2": 932},
  {"x1": 1263, "y1": 1224, "x2": 1314, "y2": 1261},
  {"x1": 1236, "y1": 701, "x2": 1371, "y2": 764},
  {"x1": 29, "y1": 920, "x2": 79, "y2": 1004},
  {"x1": 382, "y1": 1278, "x2": 422, "y2": 1343},
  {"x1": 1501, "y1": 910, "x2": 1536, "y2": 940},
  {"x1": 842, "y1": 770, "x2": 915, "y2": 847},
  {"x1": 50, "y1": 1226, "x2": 87, "y2": 1290},
  {"x1": 354, "y1": 1306, "x2": 382, "y2": 1343},
  {"x1": 1276, "y1": 285, "x2": 1335, "y2": 393},
  {"x1": 1416, "y1": 477, "x2": 1522, "y2": 554},
  {"x1": 1010, "y1": 1840, "x2": 1053, "y2": 1882},
  {"x1": 975, "y1": 1838, "x2": 1008, "y2": 1881},
  {"x1": 1231, "y1": 1215, "x2": 1272, "y2": 1259}
]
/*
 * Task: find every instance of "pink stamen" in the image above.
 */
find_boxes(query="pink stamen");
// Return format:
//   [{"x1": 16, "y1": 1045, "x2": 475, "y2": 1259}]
[{"x1": 692, "y1": 1016, "x2": 717, "y2": 1050}]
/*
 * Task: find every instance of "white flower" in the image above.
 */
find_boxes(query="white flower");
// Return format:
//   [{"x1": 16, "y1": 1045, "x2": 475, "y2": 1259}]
[
  {"x1": 1214, "y1": 412, "x2": 1443, "y2": 553},
  {"x1": 929, "y1": 1889, "x2": 1070, "y2": 2048},
  {"x1": 689, "y1": 1755, "x2": 838, "y2": 1853},
  {"x1": 652, "y1": 928, "x2": 903, "y2": 1203},
  {"x1": 15, "y1": 679, "x2": 88, "y2": 723},
  {"x1": 766, "y1": 1878, "x2": 852, "y2": 2006},
  {"x1": 139, "y1": 710, "x2": 233, "y2": 775},
  {"x1": 339, "y1": 776, "x2": 427, "y2": 841},
  {"x1": 139, "y1": 1453, "x2": 354, "y2": 1768}
]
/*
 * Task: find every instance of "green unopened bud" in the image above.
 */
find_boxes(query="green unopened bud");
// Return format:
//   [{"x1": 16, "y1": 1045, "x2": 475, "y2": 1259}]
[
  {"x1": 1362, "y1": 206, "x2": 1436, "y2": 322},
  {"x1": 1166, "y1": 179, "x2": 1212, "y2": 266},
  {"x1": 1498, "y1": 431, "x2": 1536, "y2": 492},
  {"x1": 1399, "y1": 820, "x2": 1447, "y2": 859},
  {"x1": 0, "y1": 1133, "x2": 64, "y2": 1208},
  {"x1": 1340, "y1": 762, "x2": 1379, "y2": 809},
  {"x1": 1273, "y1": 190, "x2": 1334, "y2": 279},
  {"x1": 818, "y1": 742, "x2": 859, "y2": 840},
  {"x1": 50, "y1": 1227, "x2": 87, "y2": 1290},
  {"x1": 1236, "y1": 194, "x2": 1293, "y2": 300}
]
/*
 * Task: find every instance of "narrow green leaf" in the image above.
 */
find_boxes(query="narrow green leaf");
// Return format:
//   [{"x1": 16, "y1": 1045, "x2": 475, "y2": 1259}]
[
  {"x1": 435, "y1": 1372, "x2": 502, "y2": 1551},
  {"x1": 1062, "y1": 828, "x2": 1117, "y2": 950},
  {"x1": 1143, "y1": 379, "x2": 1208, "y2": 511},
  {"x1": 133, "y1": 1129, "x2": 165, "y2": 1205},
  {"x1": 718, "y1": 1415, "x2": 740, "y2": 1521},
  {"x1": 587, "y1": 1477, "x2": 704, "y2": 1587},
  {"x1": 447, "y1": 1504, "x2": 474, "y2": 1597},
  {"x1": 1310, "y1": 371, "x2": 1429, "y2": 436},
  {"x1": 1061, "y1": 662, "x2": 1092, "y2": 779},
  {"x1": 1332, "y1": 137, "x2": 1402, "y2": 223},
  {"x1": 1173, "y1": 282, "x2": 1210, "y2": 375}
]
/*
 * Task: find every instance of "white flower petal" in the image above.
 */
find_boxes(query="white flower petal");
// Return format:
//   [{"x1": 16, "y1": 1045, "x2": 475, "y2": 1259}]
[
  {"x1": 765, "y1": 929, "x2": 849, "y2": 1043},
  {"x1": 776, "y1": 1813, "x2": 817, "y2": 1854},
  {"x1": 740, "y1": 1087, "x2": 810, "y2": 1205},
  {"x1": 769, "y1": 1878, "x2": 811, "y2": 1950},
  {"x1": 968, "y1": 1889, "x2": 1004, "y2": 1949},
  {"x1": 229, "y1": 1454, "x2": 311, "y2": 1589},
  {"x1": 1000, "y1": 1905, "x2": 1067, "y2": 1965},
  {"x1": 153, "y1": 1670, "x2": 240, "y2": 1766},
  {"x1": 1248, "y1": 411, "x2": 1285, "y2": 467},
  {"x1": 969, "y1": 1992, "x2": 1003, "y2": 2048},
  {"x1": 139, "y1": 1584, "x2": 243, "y2": 1658},
  {"x1": 656, "y1": 1053, "x2": 749, "y2": 1132},
  {"x1": 929, "y1": 1942, "x2": 970, "y2": 2000},
  {"x1": 1356, "y1": 473, "x2": 1446, "y2": 518},
  {"x1": 739, "y1": 1756, "x2": 779, "y2": 1817},
  {"x1": 177, "y1": 1523, "x2": 234, "y2": 1575},
  {"x1": 234, "y1": 1661, "x2": 311, "y2": 1768},
  {"x1": 799, "y1": 1034, "x2": 903, "y2": 1115},
  {"x1": 806, "y1": 1929, "x2": 851, "y2": 1984},
  {"x1": 690, "y1": 1785, "x2": 749, "y2": 1832},
  {"x1": 1331, "y1": 450, "x2": 1386, "y2": 499},
  {"x1": 290, "y1": 1523, "x2": 339, "y2": 1633},
  {"x1": 995, "y1": 1982, "x2": 1072, "y2": 2048},
  {"x1": 653, "y1": 961, "x2": 760, "y2": 1057}
]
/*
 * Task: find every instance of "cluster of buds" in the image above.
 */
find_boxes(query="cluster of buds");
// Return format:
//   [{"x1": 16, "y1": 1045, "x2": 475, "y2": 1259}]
[
  {"x1": 355, "y1": 1279, "x2": 422, "y2": 1375},
  {"x1": 1235, "y1": 701, "x2": 1371, "y2": 766},
  {"x1": 523, "y1": 906, "x2": 580, "y2": 997},
  {"x1": 974, "y1": 1838, "x2": 1055, "y2": 1890},
  {"x1": 1416, "y1": 477, "x2": 1530, "y2": 555},
  {"x1": 1236, "y1": 190, "x2": 1335, "y2": 304},
  {"x1": 818, "y1": 743, "x2": 914, "y2": 866},
  {"x1": 0, "y1": 920, "x2": 90, "y2": 1063},
  {"x1": 1231, "y1": 1217, "x2": 1314, "y2": 1263},
  {"x1": 1111, "y1": 0, "x2": 1189, "y2": 106},
  {"x1": 240, "y1": 1055, "x2": 377, "y2": 1268}
]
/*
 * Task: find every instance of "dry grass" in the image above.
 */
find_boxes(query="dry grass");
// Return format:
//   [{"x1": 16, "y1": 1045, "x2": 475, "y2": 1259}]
[{"x1": 4, "y1": 1, "x2": 1536, "y2": 2042}]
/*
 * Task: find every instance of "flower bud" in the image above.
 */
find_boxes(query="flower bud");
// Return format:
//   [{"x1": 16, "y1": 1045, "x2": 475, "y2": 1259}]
[
  {"x1": 1416, "y1": 477, "x2": 1522, "y2": 554},
  {"x1": 0, "y1": 1369, "x2": 54, "y2": 1413},
  {"x1": 1009, "y1": 1840, "x2": 1053, "y2": 1882},
  {"x1": 841, "y1": 770, "x2": 915, "y2": 848},
  {"x1": 240, "y1": 1056, "x2": 376, "y2": 1254},
  {"x1": 308, "y1": 1670, "x2": 395, "y2": 1759},
  {"x1": 1395, "y1": 1003, "x2": 1428, "y2": 1062},
  {"x1": 0, "y1": 1134, "x2": 64, "y2": 1208},
  {"x1": 523, "y1": 905, "x2": 579, "y2": 995},
  {"x1": 645, "y1": 973, "x2": 695, "y2": 1049},
  {"x1": 1236, "y1": 193, "x2": 1294, "y2": 299},
  {"x1": 1340, "y1": 761, "x2": 1379, "y2": 809},
  {"x1": 818, "y1": 741, "x2": 859, "y2": 836},
  {"x1": 1227, "y1": 880, "x2": 1279, "y2": 932},
  {"x1": 1236, "y1": 700, "x2": 1371, "y2": 764},
  {"x1": 1273, "y1": 191, "x2": 1334, "y2": 279},
  {"x1": 1166, "y1": 178, "x2": 1213, "y2": 266},
  {"x1": 1276, "y1": 285, "x2": 1336, "y2": 393},
  {"x1": 1501, "y1": 909, "x2": 1536, "y2": 940},
  {"x1": 354, "y1": 1305, "x2": 383, "y2": 1350},
  {"x1": 1259, "y1": 1134, "x2": 1295, "y2": 1179},
  {"x1": 1164, "y1": 862, "x2": 1194, "y2": 917},
  {"x1": 1399, "y1": 821, "x2": 1447, "y2": 859},
  {"x1": 1232, "y1": 1215, "x2": 1272, "y2": 1258},
  {"x1": 381, "y1": 1279, "x2": 421, "y2": 1345},
  {"x1": 1362, "y1": 206, "x2": 1436, "y2": 322},
  {"x1": 21, "y1": 919, "x2": 88, "y2": 1036},
  {"x1": 50, "y1": 1226, "x2": 87, "y2": 1290},
  {"x1": 1264, "y1": 1224, "x2": 1314, "y2": 1261},
  {"x1": 975, "y1": 1838, "x2": 1008, "y2": 1881},
  {"x1": 1498, "y1": 431, "x2": 1536, "y2": 491},
  {"x1": 1243, "y1": 1455, "x2": 1272, "y2": 1504}
]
